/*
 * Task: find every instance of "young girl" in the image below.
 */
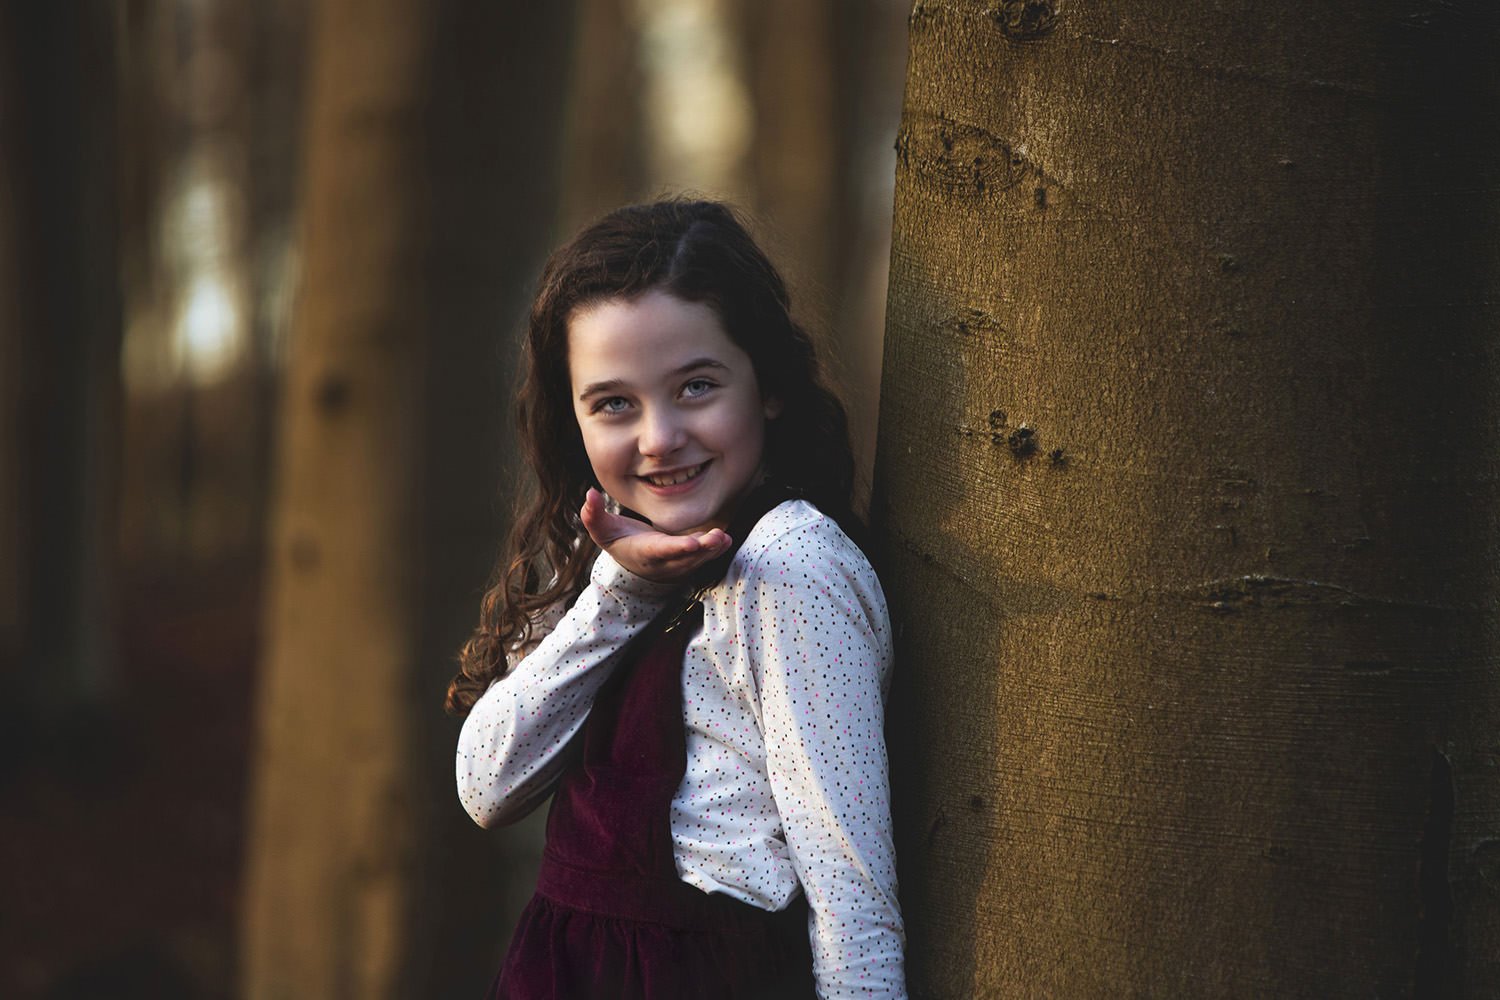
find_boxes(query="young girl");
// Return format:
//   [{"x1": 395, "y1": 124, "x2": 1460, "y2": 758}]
[{"x1": 446, "y1": 199, "x2": 905, "y2": 998}]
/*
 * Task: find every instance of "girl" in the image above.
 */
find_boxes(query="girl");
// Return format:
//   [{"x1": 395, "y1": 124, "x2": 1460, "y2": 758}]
[{"x1": 447, "y1": 199, "x2": 905, "y2": 998}]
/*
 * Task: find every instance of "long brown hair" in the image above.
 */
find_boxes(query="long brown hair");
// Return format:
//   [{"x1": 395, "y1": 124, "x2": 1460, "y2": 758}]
[{"x1": 445, "y1": 198, "x2": 857, "y2": 716}]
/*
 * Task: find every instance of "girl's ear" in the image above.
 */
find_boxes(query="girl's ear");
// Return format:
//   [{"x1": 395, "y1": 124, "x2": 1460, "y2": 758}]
[{"x1": 763, "y1": 395, "x2": 784, "y2": 420}]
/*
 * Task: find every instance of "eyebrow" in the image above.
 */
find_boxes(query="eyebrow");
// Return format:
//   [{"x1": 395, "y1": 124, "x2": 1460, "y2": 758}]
[{"x1": 577, "y1": 357, "x2": 728, "y2": 401}]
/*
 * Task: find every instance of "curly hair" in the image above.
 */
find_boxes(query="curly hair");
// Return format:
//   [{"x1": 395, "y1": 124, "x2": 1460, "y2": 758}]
[{"x1": 445, "y1": 198, "x2": 857, "y2": 716}]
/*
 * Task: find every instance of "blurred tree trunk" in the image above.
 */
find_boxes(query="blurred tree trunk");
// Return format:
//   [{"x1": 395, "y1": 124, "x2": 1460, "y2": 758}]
[
  {"x1": 558, "y1": 0, "x2": 646, "y2": 232},
  {"x1": 0, "y1": 4, "x2": 121, "y2": 734},
  {"x1": 742, "y1": 0, "x2": 839, "y2": 297},
  {"x1": 823, "y1": 0, "x2": 907, "y2": 503},
  {"x1": 742, "y1": 0, "x2": 908, "y2": 503},
  {"x1": 412, "y1": 0, "x2": 576, "y2": 989},
  {"x1": 0, "y1": 10, "x2": 25, "y2": 693},
  {"x1": 241, "y1": 0, "x2": 310, "y2": 558},
  {"x1": 876, "y1": 1, "x2": 1499, "y2": 996},
  {"x1": 240, "y1": 0, "x2": 574, "y2": 996},
  {"x1": 240, "y1": 2, "x2": 434, "y2": 993}
]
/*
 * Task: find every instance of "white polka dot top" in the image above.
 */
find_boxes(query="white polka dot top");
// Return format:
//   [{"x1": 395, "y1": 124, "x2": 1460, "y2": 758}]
[{"x1": 456, "y1": 500, "x2": 906, "y2": 997}]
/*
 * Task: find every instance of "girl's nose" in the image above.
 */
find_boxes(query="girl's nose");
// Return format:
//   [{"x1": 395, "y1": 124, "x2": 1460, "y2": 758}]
[{"x1": 638, "y1": 407, "x2": 686, "y2": 457}]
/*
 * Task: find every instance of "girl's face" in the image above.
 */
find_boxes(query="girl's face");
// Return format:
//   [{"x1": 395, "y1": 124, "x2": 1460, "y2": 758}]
[{"x1": 567, "y1": 289, "x2": 781, "y2": 536}]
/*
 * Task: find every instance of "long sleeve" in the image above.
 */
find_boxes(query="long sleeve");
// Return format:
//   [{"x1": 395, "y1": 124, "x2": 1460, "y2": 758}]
[
  {"x1": 743, "y1": 521, "x2": 906, "y2": 998},
  {"x1": 456, "y1": 551, "x2": 677, "y2": 828}
]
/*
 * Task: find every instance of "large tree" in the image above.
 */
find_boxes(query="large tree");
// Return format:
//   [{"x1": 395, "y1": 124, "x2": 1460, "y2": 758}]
[{"x1": 875, "y1": 1, "x2": 1499, "y2": 995}]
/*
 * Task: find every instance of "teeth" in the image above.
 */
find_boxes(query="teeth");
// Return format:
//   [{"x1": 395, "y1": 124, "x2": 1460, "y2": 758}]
[{"x1": 644, "y1": 463, "x2": 706, "y2": 487}]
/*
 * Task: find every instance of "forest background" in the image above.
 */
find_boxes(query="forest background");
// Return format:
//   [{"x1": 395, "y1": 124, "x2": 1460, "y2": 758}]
[{"x1": 2, "y1": 1, "x2": 907, "y2": 996}]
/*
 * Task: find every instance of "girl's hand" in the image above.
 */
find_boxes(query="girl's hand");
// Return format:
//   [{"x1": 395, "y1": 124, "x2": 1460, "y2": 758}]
[{"x1": 580, "y1": 488, "x2": 731, "y2": 584}]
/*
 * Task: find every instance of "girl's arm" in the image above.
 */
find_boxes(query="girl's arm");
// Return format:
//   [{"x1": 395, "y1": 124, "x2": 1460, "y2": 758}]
[
  {"x1": 455, "y1": 550, "x2": 677, "y2": 828},
  {"x1": 746, "y1": 518, "x2": 906, "y2": 998}
]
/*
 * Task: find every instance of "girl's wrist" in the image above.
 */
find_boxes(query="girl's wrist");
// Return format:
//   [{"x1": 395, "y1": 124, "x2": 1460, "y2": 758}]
[{"x1": 591, "y1": 547, "x2": 682, "y2": 599}]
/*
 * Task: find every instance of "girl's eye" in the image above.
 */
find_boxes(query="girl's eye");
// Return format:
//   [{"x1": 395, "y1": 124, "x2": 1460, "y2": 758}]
[
  {"x1": 593, "y1": 396, "x2": 629, "y2": 415},
  {"x1": 681, "y1": 378, "x2": 716, "y2": 398}
]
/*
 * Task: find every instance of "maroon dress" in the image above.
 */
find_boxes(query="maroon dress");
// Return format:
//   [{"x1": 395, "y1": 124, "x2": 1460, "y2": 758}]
[{"x1": 487, "y1": 595, "x2": 817, "y2": 999}]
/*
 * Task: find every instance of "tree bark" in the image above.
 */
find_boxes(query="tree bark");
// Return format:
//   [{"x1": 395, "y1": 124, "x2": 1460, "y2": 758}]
[{"x1": 875, "y1": 1, "x2": 1499, "y2": 996}]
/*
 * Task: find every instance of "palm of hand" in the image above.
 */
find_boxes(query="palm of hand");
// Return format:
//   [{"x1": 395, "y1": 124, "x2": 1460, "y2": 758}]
[{"x1": 580, "y1": 488, "x2": 731, "y2": 584}]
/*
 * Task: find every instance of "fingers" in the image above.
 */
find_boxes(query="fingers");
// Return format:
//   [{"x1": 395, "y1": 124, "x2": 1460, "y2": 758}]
[
  {"x1": 579, "y1": 488, "x2": 619, "y2": 546},
  {"x1": 645, "y1": 528, "x2": 730, "y2": 563},
  {"x1": 579, "y1": 489, "x2": 733, "y2": 583},
  {"x1": 626, "y1": 530, "x2": 731, "y2": 582},
  {"x1": 580, "y1": 488, "x2": 652, "y2": 546},
  {"x1": 696, "y1": 527, "x2": 730, "y2": 550}
]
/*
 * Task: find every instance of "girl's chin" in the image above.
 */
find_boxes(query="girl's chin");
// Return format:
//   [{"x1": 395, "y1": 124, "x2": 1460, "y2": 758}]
[
  {"x1": 645, "y1": 512, "x2": 717, "y2": 536},
  {"x1": 635, "y1": 499, "x2": 725, "y2": 537},
  {"x1": 622, "y1": 479, "x2": 749, "y2": 536}
]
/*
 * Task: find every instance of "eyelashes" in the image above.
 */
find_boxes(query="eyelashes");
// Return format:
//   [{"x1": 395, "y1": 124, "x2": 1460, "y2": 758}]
[
  {"x1": 592, "y1": 396, "x2": 629, "y2": 415},
  {"x1": 589, "y1": 379, "x2": 720, "y2": 415}
]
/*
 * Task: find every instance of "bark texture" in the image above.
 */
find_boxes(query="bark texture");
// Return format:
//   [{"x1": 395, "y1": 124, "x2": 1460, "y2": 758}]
[{"x1": 876, "y1": 2, "x2": 1500, "y2": 995}]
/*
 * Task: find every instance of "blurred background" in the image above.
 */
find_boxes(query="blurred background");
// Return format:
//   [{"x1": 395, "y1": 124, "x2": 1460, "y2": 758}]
[{"x1": 1, "y1": 1, "x2": 908, "y2": 996}]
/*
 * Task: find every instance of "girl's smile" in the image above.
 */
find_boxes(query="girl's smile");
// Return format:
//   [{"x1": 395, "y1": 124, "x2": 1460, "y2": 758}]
[
  {"x1": 639, "y1": 460, "x2": 710, "y2": 490},
  {"x1": 568, "y1": 290, "x2": 781, "y2": 536}
]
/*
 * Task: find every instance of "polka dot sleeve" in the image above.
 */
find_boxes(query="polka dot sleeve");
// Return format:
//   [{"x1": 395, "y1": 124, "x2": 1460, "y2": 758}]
[
  {"x1": 745, "y1": 521, "x2": 906, "y2": 997},
  {"x1": 455, "y1": 550, "x2": 677, "y2": 828}
]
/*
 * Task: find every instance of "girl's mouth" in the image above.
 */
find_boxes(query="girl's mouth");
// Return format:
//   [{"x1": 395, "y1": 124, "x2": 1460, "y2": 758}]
[{"x1": 640, "y1": 461, "x2": 710, "y2": 488}]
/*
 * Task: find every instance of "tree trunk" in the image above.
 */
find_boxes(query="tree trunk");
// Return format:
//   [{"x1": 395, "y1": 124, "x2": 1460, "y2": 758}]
[
  {"x1": 411, "y1": 1, "x2": 575, "y2": 990},
  {"x1": 557, "y1": 0, "x2": 647, "y2": 233},
  {"x1": 875, "y1": 2, "x2": 1499, "y2": 996},
  {"x1": 742, "y1": 0, "x2": 840, "y2": 299},
  {"x1": 0, "y1": 8, "x2": 25, "y2": 690},
  {"x1": 741, "y1": 0, "x2": 909, "y2": 507},
  {"x1": 240, "y1": 0, "x2": 575, "y2": 995},
  {"x1": 239, "y1": 2, "x2": 434, "y2": 995},
  {"x1": 0, "y1": 3, "x2": 121, "y2": 726}
]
